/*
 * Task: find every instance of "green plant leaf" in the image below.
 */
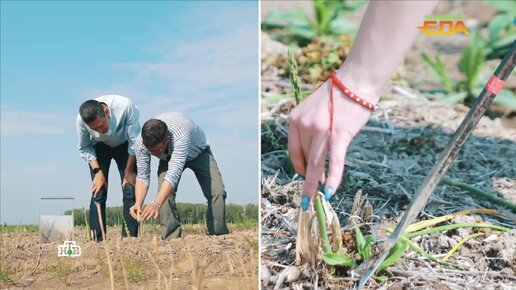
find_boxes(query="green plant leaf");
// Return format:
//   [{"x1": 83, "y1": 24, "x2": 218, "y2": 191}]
[
  {"x1": 487, "y1": 0, "x2": 516, "y2": 15},
  {"x1": 322, "y1": 252, "x2": 353, "y2": 266},
  {"x1": 421, "y1": 53, "x2": 452, "y2": 91},
  {"x1": 488, "y1": 13, "x2": 511, "y2": 43},
  {"x1": 493, "y1": 89, "x2": 516, "y2": 110},
  {"x1": 363, "y1": 235, "x2": 374, "y2": 260},
  {"x1": 459, "y1": 33, "x2": 487, "y2": 98},
  {"x1": 441, "y1": 92, "x2": 467, "y2": 105},
  {"x1": 339, "y1": 0, "x2": 367, "y2": 12},
  {"x1": 354, "y1": 223, "x2": 366, "y2": 260},
  {"x1": 378, "y1": 239, "x2": 409, "y2": 272},
  {"x1": 261, "y1": 9, "x2": 312, "y2": 30},
  {"x1": 376, "y1": 275, "x2": 389, "y2": 282},
  {"x1": 286, "y1": 27, "x2": 317, "y2": 41},
  {"x1": 329, "y1": 17, "x2": 357, "y2": 36}
]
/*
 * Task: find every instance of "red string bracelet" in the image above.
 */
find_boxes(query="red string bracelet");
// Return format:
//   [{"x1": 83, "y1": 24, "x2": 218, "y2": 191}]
[
  {"x1": 328, "y1": 72, "x2": 378, "y2": 145},
  {"x1": 330, "y1": 72, "x2": 378, "y2": 112}
]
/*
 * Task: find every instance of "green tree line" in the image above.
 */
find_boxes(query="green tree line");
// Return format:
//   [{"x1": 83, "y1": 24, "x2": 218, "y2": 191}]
[{"x1": 65, "y1": 203, "x2": 258, "y2": 226}]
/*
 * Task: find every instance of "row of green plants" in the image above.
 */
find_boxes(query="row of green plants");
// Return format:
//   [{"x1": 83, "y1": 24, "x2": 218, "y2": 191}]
[
  {"x1": 264, "y1": 0, "x2": 516, "y2": 111},
  {"x1": 64, "y1": 203, "x2": 258, "y2": 226},
  {"x1": 321, "y1": 209, "x2": 511, "y2": 281},
  {"x1": 421, "y1": 0, "x2": 516, "y2": 109}
]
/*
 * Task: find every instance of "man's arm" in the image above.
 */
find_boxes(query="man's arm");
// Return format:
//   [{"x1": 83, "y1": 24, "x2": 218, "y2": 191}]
[
  {"x1": 141, "y1": 134, "x2": 189, "y2": 220},
  {"x1": 77, "y1": 116, "x2": 107, "y2": 196},
  {"x1": 77, "y1": 116, "x2": 96, "y2": 163},
  {"x1": 155, "y1": 179, "x2": 173, "y2": 205},
  {"x1": 135, "y1": 179, "x2": 149, "y2": 206},
  {"x1": 123, "y1": 101, "x2": 141, "y2": 185},
  {"x1": 130, "y1": 138, "x2": 152, "y2": 220}
]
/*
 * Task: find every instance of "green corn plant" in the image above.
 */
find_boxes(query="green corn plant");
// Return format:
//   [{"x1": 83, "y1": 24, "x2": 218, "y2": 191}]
[
  {"x1": 421, "y1": 53, "x2": 453, "y2": 92},
  {"x1": 458, "y1": 32, "x2": 486, "y2": 104},
  {"x1": 320, "y1": 209, "x2": 510, "y2": 281},
  {"x1": 422, "y1": 32, "x2": 516, "y2": 110},
  {"x1": 322, "y1": 251, "x2": 353, "y2": 266}
]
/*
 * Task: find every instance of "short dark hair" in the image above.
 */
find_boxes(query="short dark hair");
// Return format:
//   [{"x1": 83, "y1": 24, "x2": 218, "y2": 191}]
[
  {"x1": 79, "y1": 100, "x2": 106, "y2": 124},
  {"x1": 142, "y1": 119, "x2": 169, "y2": 148}
]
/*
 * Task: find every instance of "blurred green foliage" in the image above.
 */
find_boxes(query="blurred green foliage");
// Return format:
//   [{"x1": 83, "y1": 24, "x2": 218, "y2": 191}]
[{"x1": 261, "y1": 0, "x2": 365, "y2": 46}]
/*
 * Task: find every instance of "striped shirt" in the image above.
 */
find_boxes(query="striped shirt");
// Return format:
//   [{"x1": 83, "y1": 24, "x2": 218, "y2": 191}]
[
  {"x1": 76, "y1": 95, "x2": 141, "y2": 163},
  {"x1": 134, "y1": 112, "x2": 208, "y2": 189}
]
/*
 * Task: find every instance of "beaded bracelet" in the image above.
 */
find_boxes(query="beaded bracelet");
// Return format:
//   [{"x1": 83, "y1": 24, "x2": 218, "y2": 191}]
[
  {"x1": 328, "y1": 72, "x2": 379, "y2": 142},
  {"x1": 330, "y1": 72, "x2": 379, "y2": 112}
]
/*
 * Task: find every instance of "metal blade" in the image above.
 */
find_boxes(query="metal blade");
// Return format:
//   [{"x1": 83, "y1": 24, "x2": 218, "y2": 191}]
[{"x1": 356, "y1": 41, "x2": 516, "y2": 289}]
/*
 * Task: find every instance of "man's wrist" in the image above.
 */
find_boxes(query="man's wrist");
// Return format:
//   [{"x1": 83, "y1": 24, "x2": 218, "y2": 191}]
[{"x1": 152, "y1": 200, "x2": 162, "y2": 209}]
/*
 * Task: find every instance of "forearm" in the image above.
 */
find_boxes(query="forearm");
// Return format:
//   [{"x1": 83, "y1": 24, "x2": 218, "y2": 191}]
[
  {"x1": 135, "y1": 180, "x2": 149, "y2": 206},
  {"x1": 336, "y1": 0, "x2": 437, "y2": 103},
  {"x1": 125, "y1": 155, "x2": 136, "y2": 173},
  {"x1": 89, "y1": 160, "x2": 100, "y2": 170},
  {"x1": 154, "y1": 179, "x2": 174, "y2": 205}
]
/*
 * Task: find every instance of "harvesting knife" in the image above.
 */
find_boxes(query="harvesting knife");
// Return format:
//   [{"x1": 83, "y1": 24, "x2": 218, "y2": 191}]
[{"x1": 355, "y1": 40, "x2": 516, "y2": 289}]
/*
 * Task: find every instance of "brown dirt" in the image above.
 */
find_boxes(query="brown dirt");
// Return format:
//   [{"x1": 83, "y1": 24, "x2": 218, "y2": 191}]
[{"x1": 0, "y1": 226, "x2": 258, "y2": 290}]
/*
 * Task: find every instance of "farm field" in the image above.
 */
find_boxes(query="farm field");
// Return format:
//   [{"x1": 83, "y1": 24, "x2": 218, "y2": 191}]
[{"x1": 1, "y1": 225, "x2": 258, "y2": 290}]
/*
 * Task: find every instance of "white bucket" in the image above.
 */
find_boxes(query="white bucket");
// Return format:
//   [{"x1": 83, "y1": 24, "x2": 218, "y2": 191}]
[
  {"x1": 40, "y1": 215, "x2": 74, "y2": 243},
  {"x1": 40, "y1": 197, "x2": 75, "y2": 243}
]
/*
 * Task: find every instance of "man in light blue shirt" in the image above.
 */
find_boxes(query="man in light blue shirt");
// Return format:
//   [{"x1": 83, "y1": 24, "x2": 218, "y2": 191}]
[{"x1": 76, "y1": 95, "x2": 141, "y2": 241}]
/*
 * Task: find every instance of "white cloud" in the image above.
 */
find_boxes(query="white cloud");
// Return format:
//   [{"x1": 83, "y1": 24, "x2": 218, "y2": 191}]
[{"x1": 0, "y1": 108, "x2": 66, "y2": 136}]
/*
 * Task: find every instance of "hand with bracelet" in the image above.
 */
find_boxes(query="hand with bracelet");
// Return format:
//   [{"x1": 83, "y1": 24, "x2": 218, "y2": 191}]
[
  {"x1": 288, "y1": 1, "x2": 437, "y2": 211},
  {"x1": 141, "y1": 200, "x2": 162, "y2": 220}
]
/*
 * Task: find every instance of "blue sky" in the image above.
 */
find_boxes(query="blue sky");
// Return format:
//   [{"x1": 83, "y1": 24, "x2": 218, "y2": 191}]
[{"x1": 1, "y1": 1, "x2": 258, "y2": 224}]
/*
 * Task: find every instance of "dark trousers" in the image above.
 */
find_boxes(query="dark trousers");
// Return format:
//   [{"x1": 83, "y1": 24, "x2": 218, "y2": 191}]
[
  {"x1": 89, "y1": 142, "x2": 138, "y2": 241},
  {"x1": 157, "y1": 147, "x2": 229, "y2": 240}
]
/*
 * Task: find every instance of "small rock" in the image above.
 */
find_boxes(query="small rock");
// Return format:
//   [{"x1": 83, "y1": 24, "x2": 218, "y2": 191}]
[
  {"x1": 73, "y1": 261, "x2": 85, "y2": 271},
  {"x1": 452, "y1": 215, "x2": 478, "y2": 224},
  {"x1": 284, "y1": 266, "x2": 300, "y2": 283},
  {"x1": 438, "y1": 235, "x2": 455, "y2": 249},
  {"x1": 500, "y1": 268, "x2": 514, "y2": 277},
  {"x1": 274, "y1": 266, "x2": 300, "y2": 289},
  {"x1": 84, "y1": 259, "x2": 97, "y2": 270},
  {"x1": 261, "y1": 265, "x2": 271, "y2": 286},
  {"x1": 455, "y1": 228, "x2": 470, "y2": 239}
]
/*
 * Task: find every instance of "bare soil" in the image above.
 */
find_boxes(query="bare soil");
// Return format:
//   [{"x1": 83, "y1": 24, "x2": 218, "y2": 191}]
[{"x1": 0, "y1": 226, "x2": 258, "y2": 290}]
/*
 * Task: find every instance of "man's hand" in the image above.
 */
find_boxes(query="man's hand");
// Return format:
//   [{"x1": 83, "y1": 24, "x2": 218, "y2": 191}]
[
  {"x1": 141, "y1": 203, "x2": 160, "y2": 221},
  {"x1": 92, "y1": 172, "x2": 107, "y2": 197},
  {"x1": 122, "y1": 170, "x2": 136, "y2": 187},
  {"x1": 129, "y1": 203, "x2": 142, "y2": 221}
]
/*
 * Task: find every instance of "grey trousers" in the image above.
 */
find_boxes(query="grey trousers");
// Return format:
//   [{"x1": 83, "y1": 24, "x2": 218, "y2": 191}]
[{"x1": 157, "y1": 147, "x2": 229, "y2": 240}]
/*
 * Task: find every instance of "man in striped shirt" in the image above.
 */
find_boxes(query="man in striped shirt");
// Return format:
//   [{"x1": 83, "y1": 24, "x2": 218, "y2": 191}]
[
  {"x1": 76, "y1": 95, "x2": 141, "y2": 241},
  {"x1": 129, "y1": 112, "x2": 229, "y2": 239}
]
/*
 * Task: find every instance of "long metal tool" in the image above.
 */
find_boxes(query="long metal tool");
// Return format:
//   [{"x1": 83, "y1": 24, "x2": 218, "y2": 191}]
[{"x1": 356, "y1": 40, "x2": 516, "y2": 289}]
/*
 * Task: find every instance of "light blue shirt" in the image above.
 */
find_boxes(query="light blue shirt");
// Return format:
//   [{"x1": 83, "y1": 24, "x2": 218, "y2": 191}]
[{"x1": 76, "y1": 95, "x2": 141, "y2": 163}]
